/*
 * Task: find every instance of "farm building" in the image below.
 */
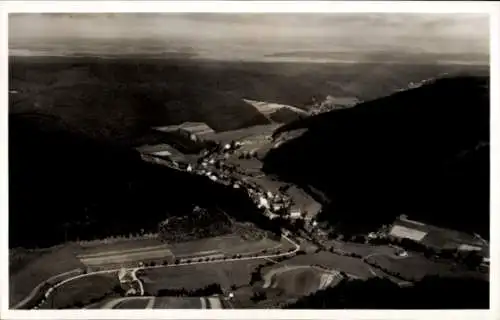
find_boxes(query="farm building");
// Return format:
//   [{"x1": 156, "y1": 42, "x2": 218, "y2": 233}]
[{"x1": 290, "y1": 208, "x2": 302, "y2": 219}]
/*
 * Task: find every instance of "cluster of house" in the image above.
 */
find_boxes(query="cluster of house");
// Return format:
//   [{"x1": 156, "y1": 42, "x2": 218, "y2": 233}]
[
  {"x1": 136, "y1": 122, "x2": 318, "y2": 230},
  {"x1": 195, "y1": 139, "x2": 320, "y2": 225}
]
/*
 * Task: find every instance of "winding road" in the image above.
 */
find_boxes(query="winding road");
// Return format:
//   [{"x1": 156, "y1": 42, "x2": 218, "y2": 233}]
[{"x1": 16, "y1": 235, "x2": 300, "y2": 309}]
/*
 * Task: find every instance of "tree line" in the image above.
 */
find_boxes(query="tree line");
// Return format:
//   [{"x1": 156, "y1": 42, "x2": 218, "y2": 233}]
[{"x1": 156, "y1": 283, "x2": 223, "y2": 297}]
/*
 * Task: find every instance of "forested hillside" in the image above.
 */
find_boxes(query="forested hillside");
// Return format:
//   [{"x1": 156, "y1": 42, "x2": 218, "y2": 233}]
[{"x1": 263, "y1": 75, "x2": 489, "y2": 237}]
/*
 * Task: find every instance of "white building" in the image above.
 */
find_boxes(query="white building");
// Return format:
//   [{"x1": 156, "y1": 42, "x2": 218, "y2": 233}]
[
  {"x1": 126, "y1": 288, "x2": 137, "y2": 296},
  {"x1": 268, "y1": 213, "x2": 279, "y2": 220},
  {"x1": 259, "y1": 196, "x2": 270, "y2": 209},
  {"x1": 273, "y1": 204, "x2": 283, "y2": 212},
  {"x1": 290, "y1": 208, "x2": 302, "y2": 219},
  {"x1": 368, "y1": 232, "x2": 377, "y2": 239}
]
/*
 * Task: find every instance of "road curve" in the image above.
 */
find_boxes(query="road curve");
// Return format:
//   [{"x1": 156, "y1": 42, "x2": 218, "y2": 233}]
[
  {"x1": 130, "y1": 268, "x2": 145, "y2": 296},
  {"x1": 12, "y1": 268, "x2": 83, "y2": 309},
  {"x1": 19, "y1": 235, "x2": 300, "y2": 309}
]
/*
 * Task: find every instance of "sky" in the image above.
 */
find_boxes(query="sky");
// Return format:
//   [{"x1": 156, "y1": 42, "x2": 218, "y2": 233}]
[{"x1": 8, "y1": 13, "x2": 490, "y2": 61}]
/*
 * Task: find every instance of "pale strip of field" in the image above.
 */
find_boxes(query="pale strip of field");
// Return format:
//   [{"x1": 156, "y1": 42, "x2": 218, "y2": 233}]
[
  {"x1": 207, "y1": 297, "x2": 223, "y2": 309},
  {"x1": 80, "y1": 248, "x2": 174, "y2": 266},
  {"x1": 78, "y1": 244, "x2": 171, "y2": 259},
  {"x1": 146, "y1": 297, "x2": 155, "y2": 309},
  {"x1": 317, "y1": 272, "x2": 343, "y2": 290},
  {"x1": 400, "y1": 217, "x2": 426, "y2": 226},
  {"x1": 243, "y1": 99, "x2": 308, "y2": 116},
  {"x1": 175, "y1": 250, "x2": 220, "y2": 258},
  {"x1": 167, "y1": 235, "x2": 244, "y2": 256},
  {"x1": 389, "y1": 225, "x2": 428, "y2": 241},
  {"x1": 78, "y1": 238, "x2": 161, "y2": 251}
]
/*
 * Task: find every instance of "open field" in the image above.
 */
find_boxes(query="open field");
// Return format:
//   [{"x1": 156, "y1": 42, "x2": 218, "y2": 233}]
[
  {"x1": 79, "y1": 248, "x2": 174, "y2": 267},
  {"x1": 265, "y1": 251, "x2": 375, "y2": 279},
  {"x1": 365, "y1": 253, "x2": 487, "y2": 282},
  {"x1": 78, "y1": 238, "x2": 164, "y2": 255},
  {"x1": 40, "y1": 273, "x2": 120, "y2": 309},
  {"x1": 78, "y1": 245, "x2": 174, "y2": 267},
  {"x1": 262, "y1": 265, "x2": 343, "y2": 297},
  {"x1": 9, "y1": 244, "x2": 85, "y2": 307},
  {"x1": 113, "y1": 298, "x2": 152, "y2": 309},
  {"x1": 166, "y1": 234, "x2": 281, "y2": 257},
  {"x1": 104, "y1": 296, "x2": 224, "y2": 309},
  {"x1": 285, "y1": 185, "x2": 322, "y2": 216},
  {"x1": 325, "y1": 241, "x2": 397, "y2": 257},
  {"x1": 205, "y1": 124, "x2": 282, "y2": 144},
  {"x1": 9, "y1": 246, "x2": 63, "y2": 276},
  {"x1": 75, "y1": 234, "x2": 281, "y2": 267},
  {"x1": 140, "y1": 260, "x2": 264, "y2": 294},
  {"x1": 245, "y1": 176, "x2": 287, "y2": 192}
]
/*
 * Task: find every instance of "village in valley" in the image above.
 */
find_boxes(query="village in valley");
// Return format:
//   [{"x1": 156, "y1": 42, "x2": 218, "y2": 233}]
[
  {"x1": 7, "y1": 11, "x2": 491, "y2": 312},
  {"x1": 20, "y1": 115, "x2": 486, "y2": 310}
]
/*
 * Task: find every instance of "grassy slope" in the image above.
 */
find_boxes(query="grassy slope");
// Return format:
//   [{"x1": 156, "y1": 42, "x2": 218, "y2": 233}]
[
  {"x1": 263, "y1": 252, "x2": 373, "y2": 279},
  {"x1": 141, "y1": 260, "x2": 263, "y2": 294},
  {"x1": 366, "y1": 254, "x2": 487, "y2": 282},
  {"x1": 40, "y1": 273, "x2": 120, "y2": 309},
  {"x1": 9, "y1": 244, "x2": 84, "y2": 307}
]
